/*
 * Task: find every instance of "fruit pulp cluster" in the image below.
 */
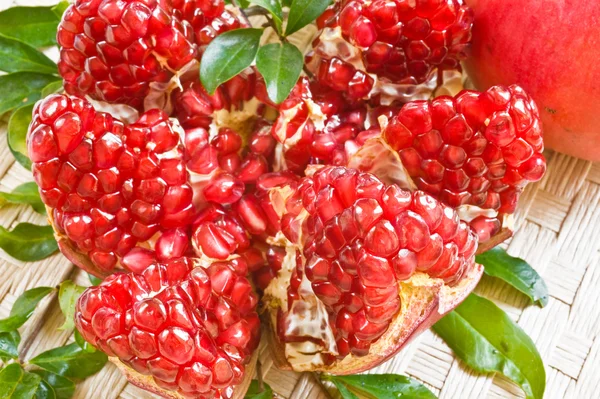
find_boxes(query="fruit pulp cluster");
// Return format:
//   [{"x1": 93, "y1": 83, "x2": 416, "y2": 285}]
[{"x1": 25, "y1": 0, "x2": 547, "y2": 398}]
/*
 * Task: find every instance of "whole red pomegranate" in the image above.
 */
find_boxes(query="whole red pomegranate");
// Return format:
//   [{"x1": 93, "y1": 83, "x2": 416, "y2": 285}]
[{"x1": 463, "y1": 0, "x2": 600, "y2": 161}]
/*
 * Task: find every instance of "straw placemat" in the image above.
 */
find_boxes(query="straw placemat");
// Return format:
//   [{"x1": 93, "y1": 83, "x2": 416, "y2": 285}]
[{"x1": 2, "y1": 1, "x2": 599, "y2": 398}]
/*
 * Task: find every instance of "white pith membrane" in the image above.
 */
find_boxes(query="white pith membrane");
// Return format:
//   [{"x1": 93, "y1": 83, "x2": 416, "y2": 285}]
[
  {"x1": 307, "y1": 26, "x2": 439, "y2": 104},
  {"x1": 180, "y1": 85, "x2": 270, "y2": 206},
  {"x1": 272, "y1": 90, "x2": 327, "y2": 172},
  {"x1": 145, "y1": 57, "x2": 200, "y2": 113},
  {"x1": 87, "y1": 98, "x2": 140, "y2": 124}
]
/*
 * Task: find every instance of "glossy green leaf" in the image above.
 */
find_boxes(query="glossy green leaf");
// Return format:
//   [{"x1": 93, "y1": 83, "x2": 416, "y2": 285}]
[
  {"x1": 51, "y1": 2, "x2": 70, "y2": 20},
  {"x1": 323, "y1": 374, "x2": 436, "y2": 399},
  {"x1": 29, "y1": 343, "x2": 107, "y2": 380},
  {"x1": 58, "y1": 281, "x2": 86, "y2": 331},
  {"x1": 8, "y1": 104, "x2": 34, "y2": 170},
  {"x1": 245, "y1": 380, "x2": 273, "y2": 399},
  {"x1": 286, "y1": 0, "x2": 332, "y2": 36},
  {"x1": 41, "y1": 81, "x2": 64, "y2": 98},
  {"x1": 433, "y1": 294, "x2": 545, "y2": 399},
  {"x1": 256, "y1": 42, "x2": 303, "y2": 104},
  {"x1": 0, "y1": 182, "x2": 45, "y2": 214},
  {"x1": 0, "y1": 330, "x2": 20, "y2": 361},
  {"x1": 251, "y1": 0, "x2": 283, "y2": 33},
  {"x1": 87, "y1": 273, "x2": 102, "y2": 287},
  {"x1": 477, "y1": 247, "x2": 548, "y2": 307},
  {"x1": 0, "y1": 363, "x2": 42, "y2": 399},
  {"x1": 0, "y1": 223, "x2": 58, "y2": 262},
  {"x1": 0, "y1": 286, "x2": 54, "y2": 332},
  {"x1": 330, "y1": 378, "x2": 359, "y2": 399},
  {"x1": 0, "y1": 72, "x2": 60, "y2": 116},
  {"x1": 234, "y1": 0, "x2": 251, "y2": 7},
  {"x1": 200, "y1": 28, "x2": 263, "y2": 94},
  {"x1": 0, "y1": 6, "x2": 62, "y2": 48},
  {"x1": 31, "y1": 371, "x2": 75, "y2": 399},
  {"x1": 73, "y1": 330, "x2": 89, "y2": 352},
  {"x1": 33, "y1": 380, "x2": 55, "y2": 399},
  {"x1": 72, "y1": 329, "x2": 96, "y2": 354},
  {"x1": 0, "y1": 34, "x2": 57, "y2": 74}
]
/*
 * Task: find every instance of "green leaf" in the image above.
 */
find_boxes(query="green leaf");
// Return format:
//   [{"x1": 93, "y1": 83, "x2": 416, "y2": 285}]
[
  {"x1": 477, "y1": 247, "x2": 549, "y2": 307},
  {"x1": 88, "y1": 274, "x2": 102, "y2": 287},
  {"x1": 0, "y1": 6, "x2": 63, "y2": 48},
  {"x1": 323, "y1": 374, "x2": 436, "y2": 399},
  {"x1": 256, "y1": 42, "x2": 303, "y2": 104},
  {"x1": 8, "y1": 104, "x2": 34, "y2": 170},
  {"x1": 0, "y1": 34, "x2": 57, "y2": 74},
  {"x1": 57, "y1": 281, "x2": 86, "y2": 331},
  {"x1": 245, "y1": 380, "x2": 273, "y2": 399},
  {"x1": 0, "y1": 223, "x2": 58, "y2": 262},
  {"x1": 0, "y1": 72, "x2": 60, "y2": 116},
  {"x1": 33, "y1": 380, "x2": 55, "y2": 399},
  {"x1": 0, "y1": 182, "x2": 45, "y2": 215},
  {"x1": 286, "y1": 0, "x2": 332, "y2": 36},
  {"x1": 0, "y1": 286, "x2": 54, "y2": 332},
  {"x1": 31, "y1": 371, "x2": 74, "y2": 399},
  {"x1": 251, "y1": 0, "x2": 283, "y2": 33},
  {"x1": 51, "y1": 2, "x2": 70, "y2": 21},
  {"x1": 330, "y1": 379, "x2": 359, "y2": 399},
  {"x1": 200, "y1": 28, "x2": 263, "y2": 94},
  {"x1": 73, "y1": 329, "x2": 96, "y2": 354},
  {"x1": 0, "y1": 330, "x2": 20, "y2": 361},
  {"x1": 41, "y1": 81, "x2": 64, "y2": 98},
  {"x1": 0, "y1": 363, "x2": 42, "y2": 399},
  {"x1": 29, "y1": 343, "x2": 107, "y2": 380},
  {"x1": 432, "y1": 294, "x2": 545, "y2": 399}
]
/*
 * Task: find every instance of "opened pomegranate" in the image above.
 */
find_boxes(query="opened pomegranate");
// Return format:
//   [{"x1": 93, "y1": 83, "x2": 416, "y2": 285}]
[
  {"x1": 25, "y1": 0, "x2": 550, "y2": 392},
  {"x1": 57, "y1": 0, "x2": 245, "y2": 110},
  {"x1": 236, "y1": 166, "x2": 482, "y2": 373},
  {"x1": 306, "y1": 0, "x2": 473, "y2": 102},
  {"x1": 75, "y1": 256, "x2": 260, "y2": 399}
]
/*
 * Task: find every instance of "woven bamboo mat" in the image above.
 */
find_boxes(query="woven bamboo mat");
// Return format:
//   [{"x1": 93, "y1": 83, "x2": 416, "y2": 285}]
[{"x1": 3, "y1": 1, "x2": 600, "y2": 398}]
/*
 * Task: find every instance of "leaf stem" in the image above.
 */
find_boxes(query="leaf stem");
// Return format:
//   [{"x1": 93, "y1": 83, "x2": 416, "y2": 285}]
[{"x1": 244, "y1": 6, "x2": 270, "y2": 17}]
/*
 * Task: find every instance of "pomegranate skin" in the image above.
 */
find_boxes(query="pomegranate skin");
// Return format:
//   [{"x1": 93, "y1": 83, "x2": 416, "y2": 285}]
[{"x1": 463, "y1": 0, "x2": 600, "y2": 161}]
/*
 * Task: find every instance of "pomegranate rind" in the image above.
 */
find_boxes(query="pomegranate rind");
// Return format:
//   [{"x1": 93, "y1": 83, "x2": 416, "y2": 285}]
[
  {"x1": 265, "y1": 263, "x2": 483, "y2": 374},
  {"x1": 110, "y1": 350, "x2": 258, "y2": 399}
]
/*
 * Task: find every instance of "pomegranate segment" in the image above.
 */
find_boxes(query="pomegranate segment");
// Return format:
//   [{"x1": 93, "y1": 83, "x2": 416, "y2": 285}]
[
  {"x1": 57, "y1": 0, "x2": 246, "y2": 110},
  {"x1": 379, "y1": 84, "x2": 546, "y2": 241},
  {"x1": 307, "y1": 0, "x2": 474, "y2": 101},
  {"x1": 250, "y1": 167, "x2": 479, "y2": 370},
  {"x1": 75, "y1": 257, "x2": 260, "y2": 399},
  {"x1": 27, "y1": 94, "x2": 195, "y2": 275}
]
